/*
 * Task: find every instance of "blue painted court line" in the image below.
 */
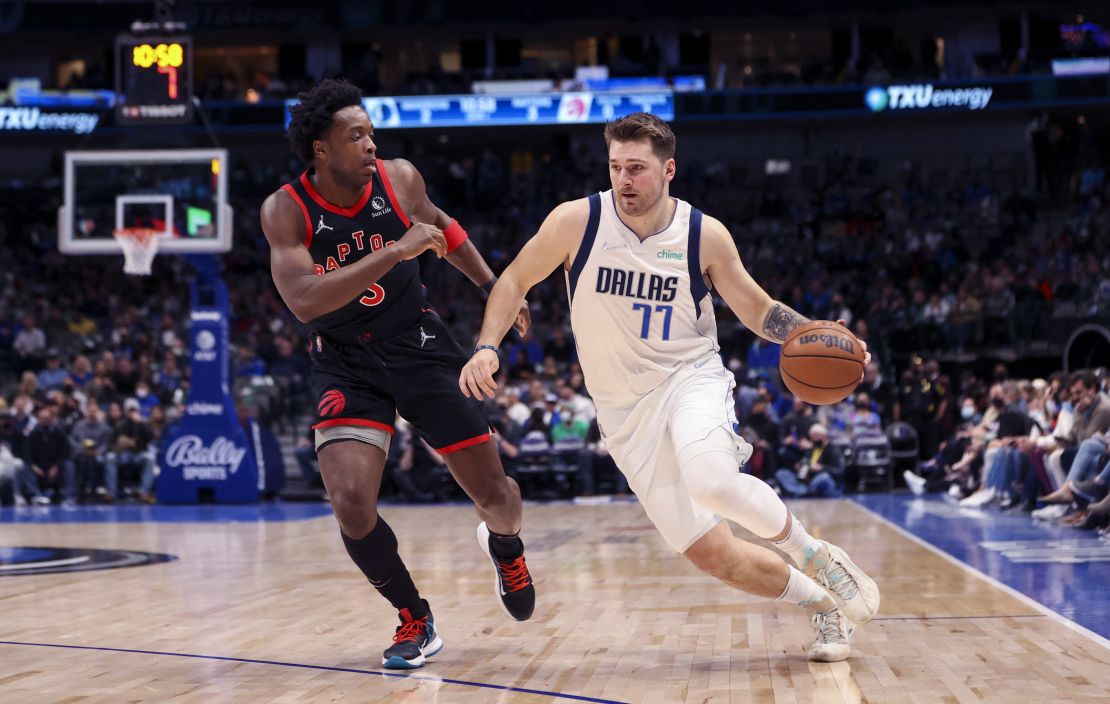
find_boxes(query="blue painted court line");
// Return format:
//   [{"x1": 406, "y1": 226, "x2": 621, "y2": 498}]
[
  {"x1": 0, "y1": 640, "x2": 627, "y2": 704},
  {"x1": 851, "y1": 493, "x2": 1110, "y2": 645},
  {"x1": 0, "y1": 502, "x2": 335, "y2": 524}
]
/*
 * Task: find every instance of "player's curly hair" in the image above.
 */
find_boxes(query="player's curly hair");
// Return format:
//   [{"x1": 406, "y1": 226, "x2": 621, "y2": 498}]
[{"x1": 286, "y1": 79, "x2": 365, "y2": 163}]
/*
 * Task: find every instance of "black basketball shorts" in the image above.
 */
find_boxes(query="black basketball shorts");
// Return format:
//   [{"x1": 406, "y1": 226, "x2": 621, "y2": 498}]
[{"x1": 308, "y1": 310, "x2": 491, "y2": 454}]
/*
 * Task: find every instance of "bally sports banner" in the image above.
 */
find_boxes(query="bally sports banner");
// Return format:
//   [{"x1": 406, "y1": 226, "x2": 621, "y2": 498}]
[{"x1": 157, "y1": 277, "x2": 259, "y2": 503}]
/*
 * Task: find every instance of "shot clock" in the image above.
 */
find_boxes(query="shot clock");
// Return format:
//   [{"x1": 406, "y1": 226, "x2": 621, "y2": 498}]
[{"x1": 115, "y1": 34, "x2": 193, "y2": 124}]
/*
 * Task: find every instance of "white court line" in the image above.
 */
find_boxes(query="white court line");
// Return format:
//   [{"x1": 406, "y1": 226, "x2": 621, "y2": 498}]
[
  {"x1": 847, "y1": 498, "x2": 1110, "y2": 652},
  {"x1": 0, "y1": 556, "x2": 90, "y2": 571}
]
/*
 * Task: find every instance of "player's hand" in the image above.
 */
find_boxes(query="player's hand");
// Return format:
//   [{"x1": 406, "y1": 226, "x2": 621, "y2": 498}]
[
  {"x1": 396, "y1": 219, "x2": 447, "y2": 260},
  {"x1": 460, "y1": 348, "x2": 500, "y2": 400},
  {"x1": 838, "y1": 318, "x2": 870, "y2": 380},
  {"x1": 513, "y1": 301, "x2": 531, "y2": 336}
]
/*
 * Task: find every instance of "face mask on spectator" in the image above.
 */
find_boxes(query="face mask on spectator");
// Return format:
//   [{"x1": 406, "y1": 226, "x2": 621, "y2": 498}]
[
  {"x1": 961, "y1": 404, "x2": 976, "y2": 420},
  {"x1": 991, "y1": 397, "x2": 1005, "y2": 409}
]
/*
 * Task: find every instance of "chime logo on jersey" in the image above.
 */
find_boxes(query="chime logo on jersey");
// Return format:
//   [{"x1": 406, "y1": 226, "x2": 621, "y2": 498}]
[
  {"x1": 0, "y1": 546, "x2": 176, "y2": 576},
  {"x1": 318, "y1": 389, "x2": 347, "y2": 417},
  {"x1": 595, "y1": 267, "x2": 678, "y2": 302}
]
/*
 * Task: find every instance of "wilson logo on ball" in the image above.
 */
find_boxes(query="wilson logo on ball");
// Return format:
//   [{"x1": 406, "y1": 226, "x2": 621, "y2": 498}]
[
  {"x1": 798, "y1": 334, "x2": 855, "y2": 353},
  {"x1": 318, "y1": 390, "x2": 347, "y2": 417}
]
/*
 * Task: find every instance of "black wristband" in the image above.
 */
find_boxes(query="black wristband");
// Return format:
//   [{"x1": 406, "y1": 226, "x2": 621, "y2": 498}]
[
  {"x1": 474, "y1": 344, "x2": 499, "y2": 357},
  {"x1": 480, "y1": 278, "x2": 497, "y2": 296}
]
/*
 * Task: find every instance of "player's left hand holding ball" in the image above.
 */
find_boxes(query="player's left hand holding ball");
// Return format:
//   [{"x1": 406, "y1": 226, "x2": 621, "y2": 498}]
[
  {"x1": 460, "y1": 348, "x2": 500, "y2": 400},
  {"x1": 836, "y1": 318, "x2": 871, "y2": 379}
]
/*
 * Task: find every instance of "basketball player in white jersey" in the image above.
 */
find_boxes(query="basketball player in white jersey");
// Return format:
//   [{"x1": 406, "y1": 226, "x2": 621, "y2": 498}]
[{"x1": 460, "y1": 113, "x2": 880, "y2": 661}]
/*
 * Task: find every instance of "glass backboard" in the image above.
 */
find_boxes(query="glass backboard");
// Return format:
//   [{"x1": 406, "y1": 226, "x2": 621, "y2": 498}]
[{"x1": 59, "y1": 149, "x2": 232, "y2": 254}]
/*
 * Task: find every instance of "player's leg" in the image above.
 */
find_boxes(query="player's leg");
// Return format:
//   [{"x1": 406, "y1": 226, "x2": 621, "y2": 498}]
[
  {"x1": 683, "y1": 523, "x2": 852, "y2": 661},
  {"x1": 669, "y1": 367, "x2": 880, "y2": 625},
  {"x1": 390, "y1": 313, "x2": 534, "y2": 621},
  {"x1": 317, "y1": 436, "x2": 442, "y2": 669},
  {"x1": 309, "y1": 334, "x2": 442, "y2": 669},
  {"x1": 615, "y1": 430, "x2": 852, "y2": 663},
  {"x1": 442, "y1": 440, "x2": 522, "y2": 535}
]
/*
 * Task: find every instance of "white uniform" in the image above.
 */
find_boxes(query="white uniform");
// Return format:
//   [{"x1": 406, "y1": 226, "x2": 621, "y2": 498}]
[{"x1": 566, "y1": 190, "x2": 746, "y2": 553}]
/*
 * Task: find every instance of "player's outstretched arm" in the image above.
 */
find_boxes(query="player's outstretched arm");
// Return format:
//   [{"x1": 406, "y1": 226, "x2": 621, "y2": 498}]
[
  {"x1": 459, "y1": 200, "x2": 586, "y2": 399},
  {"x1": 387, "y1": 158, "x2": 530, "y2": 335},
  {"x1": 700, "y1": 215, "x2": 809, "y2": 343},
  {"x1": 260, "y1": 189, "x2": 445, "y2": 322}
]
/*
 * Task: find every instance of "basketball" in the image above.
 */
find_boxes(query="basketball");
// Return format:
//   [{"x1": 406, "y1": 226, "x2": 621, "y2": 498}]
[{"x1": 779, "y1": 321, "x2": 865, "y2": 405}]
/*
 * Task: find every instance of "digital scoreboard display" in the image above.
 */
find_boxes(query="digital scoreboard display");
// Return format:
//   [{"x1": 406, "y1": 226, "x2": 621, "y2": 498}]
[{"x1": 115, "y1": 35, "x2": 193, "y2": 125}]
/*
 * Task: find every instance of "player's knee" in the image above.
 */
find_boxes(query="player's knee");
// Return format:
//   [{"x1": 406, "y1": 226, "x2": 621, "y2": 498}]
[
  {"x1": 679, "y1": 431, "x2": 741, "y2": 506},
  {"x1": 328, "y1": 485, "x2": 378, "y2": 536},
  {"x1": 471, "y1": 474, "x2": 514, "y2": 512}
]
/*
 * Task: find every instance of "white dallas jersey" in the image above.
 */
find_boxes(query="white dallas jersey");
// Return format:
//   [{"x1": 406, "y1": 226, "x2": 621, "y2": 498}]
[{"x1": 566, "y1": 190, "x2": 719, "y2": 409}]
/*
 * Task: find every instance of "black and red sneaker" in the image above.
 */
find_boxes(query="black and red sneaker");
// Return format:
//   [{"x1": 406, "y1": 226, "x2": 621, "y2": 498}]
[
  {"x1": 381, "y1": 606, "x2": 443, "y2": 670},
  {"x1": 476, "y1": 522, "x2": 535, "y2": 621}
]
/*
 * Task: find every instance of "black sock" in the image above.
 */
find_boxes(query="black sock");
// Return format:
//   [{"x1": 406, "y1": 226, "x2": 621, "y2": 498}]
[
  {"x1": 341, "y1": 518, "x2": 428, "y2": 618},
  {"x1": 488, "y1": 529, "x2": 524, "y2": 560}
]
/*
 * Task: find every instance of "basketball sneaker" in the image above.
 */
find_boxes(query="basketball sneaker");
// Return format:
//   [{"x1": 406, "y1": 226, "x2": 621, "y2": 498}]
[
  {"x1": 381, "y1": 606, "x2": 443, "y2": 670},
  {"x1": 808, "y1": 608, "x2": 854, "y2": 662},
  {"x1": 802, "y1": 541, "x2": 880, "y2": 625},
  {"x1": 476, "y1": 522, "x2": 535, "y2": 621}
]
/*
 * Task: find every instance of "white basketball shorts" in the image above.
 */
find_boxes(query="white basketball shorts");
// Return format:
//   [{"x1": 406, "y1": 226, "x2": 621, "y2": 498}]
[{"x1": 596, "y1": 352, "x2": 744, "y2": 553}]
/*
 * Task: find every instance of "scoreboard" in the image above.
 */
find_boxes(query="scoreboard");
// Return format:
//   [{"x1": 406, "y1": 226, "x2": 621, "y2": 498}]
[{"x1": 115, "y1": 34, "x2": 193, "y2": 125}]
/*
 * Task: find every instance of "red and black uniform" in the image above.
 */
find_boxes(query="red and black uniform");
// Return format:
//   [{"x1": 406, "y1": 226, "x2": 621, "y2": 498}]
[{"x1": 281, "y1": 160, "x2": 489, "y2": 453}]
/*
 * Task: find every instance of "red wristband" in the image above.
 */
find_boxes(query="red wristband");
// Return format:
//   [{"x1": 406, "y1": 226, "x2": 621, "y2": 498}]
[{"x1": 444, "y1": 219, "x2": 468, "y2": 253}]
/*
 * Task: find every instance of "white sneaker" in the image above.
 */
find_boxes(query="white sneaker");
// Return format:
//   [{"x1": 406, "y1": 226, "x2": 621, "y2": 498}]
[
  {"x1": 1032, "y1": 504, "x2": 1069, "y2": 521},
  {"x1": 948, "y1": 484, "x2": 964, "y2": 499},
  {"x1": 904, "y1": 470, "x2": 927, "y2": 496},
  {"x1": 808, "y1": 608, "x2": 854, "y2": 662},
  {"x1": 960, "y1": 488, "x2": 996, "y2": 507},
  {"x1": 31, "y1": 495, "x2": 51, "y2": 506},
  {"x1": 804, "y1": 541, "x2": 880, "y2": 625}
]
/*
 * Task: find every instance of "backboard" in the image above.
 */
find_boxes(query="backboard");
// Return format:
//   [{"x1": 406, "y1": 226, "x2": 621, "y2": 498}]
[{"x1": 58, "y1": 148, "x2": 232, "y2": 255}]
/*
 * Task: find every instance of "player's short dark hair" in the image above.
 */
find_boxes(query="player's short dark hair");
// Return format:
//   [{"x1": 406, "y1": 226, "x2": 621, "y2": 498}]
[
  {"x1": 604, "y1": 112, "x2": 676, "y2": 162},
  {"x1": 286, "y1": 79, "x2": 365, "y2": 163}
]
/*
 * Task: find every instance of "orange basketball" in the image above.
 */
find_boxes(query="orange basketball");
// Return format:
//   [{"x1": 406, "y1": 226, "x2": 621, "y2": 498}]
[{"x1": 779, "y1": 321, "x2": 865, "y2": 405}]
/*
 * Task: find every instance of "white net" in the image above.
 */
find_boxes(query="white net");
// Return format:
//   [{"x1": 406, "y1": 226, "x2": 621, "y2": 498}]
[{"x1": 113, "y1": 228, "x2": 161, "y2": 276}]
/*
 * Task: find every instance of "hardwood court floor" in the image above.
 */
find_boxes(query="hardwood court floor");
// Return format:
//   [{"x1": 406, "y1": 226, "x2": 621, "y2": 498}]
[{"x1": 1, "y1": 499, "x2": 1109, "y2": 703}]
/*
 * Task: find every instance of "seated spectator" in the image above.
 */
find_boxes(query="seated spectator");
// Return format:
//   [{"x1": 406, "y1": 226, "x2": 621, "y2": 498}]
[
  {"x1": 105, "y1": 399, "x2": 156, "y2": 501},
  {"x1": 960, "y1": 381, "x2": 1039, "y2": 508},
  {"x1": 69, "y1": 404, "x2": 113, "y2": 502},
  {"x1": 13, "y1": 314, "x2": 46, "y2": 373},
  {"x1": 133, "y1": 381, "x2": 161, "y2": 419},
  {"x1": 0, "y1": 411, "x2": 32, "y2": 505},
  {"x1": 778, "y1": 396, "x2": 817, "y2": 468},
  {"x1": 1035, "y1": 371, "x2": 1110, "y2": 514},
  {"x1": 743, "y1": 398, "x2": 781, "y2": 478},
  {"x1": 68, "y1": 355, "x2": 95, "y2": 389},
  {"x1": 36, "y1": 350, "x2": 70, "y2": 391},
  {"x1": 774, "y1": 423, "x2": 845, "y2": 498},
  {"x1": 25, "y1": 406, "x2": 75, "y2": 504}
]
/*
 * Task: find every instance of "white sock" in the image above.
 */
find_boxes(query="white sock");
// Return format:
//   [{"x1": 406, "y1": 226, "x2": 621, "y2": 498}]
[
  {"x1": 777, "y1": 566, "x2": 836, "y2": 614},
  {"x1": 773, "y1": 514, "x2": 823, "y2": 569}
]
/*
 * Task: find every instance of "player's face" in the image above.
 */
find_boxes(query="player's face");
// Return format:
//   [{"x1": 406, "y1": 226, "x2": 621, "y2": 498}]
[
  {"x1": 318, "y1": 105, "x2": 378, "y2": 186},
  {"x1": 608, "y1": 139, "x2": 675, "y2": 217}
]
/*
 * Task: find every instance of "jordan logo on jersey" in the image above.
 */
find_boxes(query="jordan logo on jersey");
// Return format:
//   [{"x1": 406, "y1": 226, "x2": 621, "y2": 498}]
[
  {"x1": 316, "y1": 215, "x2": 334, "y2": 235},
  {"x1": 419, "y1": 327, "x2": 436, "y2": 347}
]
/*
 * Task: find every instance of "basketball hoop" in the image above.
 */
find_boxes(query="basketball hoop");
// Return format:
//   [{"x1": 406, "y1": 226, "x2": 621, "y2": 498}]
[{"x1": 113, "y1": 228, "x2": 161, "y2": 275}]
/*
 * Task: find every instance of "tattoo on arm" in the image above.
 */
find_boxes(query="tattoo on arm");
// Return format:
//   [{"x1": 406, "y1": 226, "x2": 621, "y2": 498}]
[{"x1": 762, "y1": 303, "x2": 806, "y2": 342}]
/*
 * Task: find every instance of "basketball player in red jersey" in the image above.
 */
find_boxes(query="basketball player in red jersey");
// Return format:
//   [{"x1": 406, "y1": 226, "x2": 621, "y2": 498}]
[{"x1": 260, "y1": 79, "x2": 534, "y2": 670}]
